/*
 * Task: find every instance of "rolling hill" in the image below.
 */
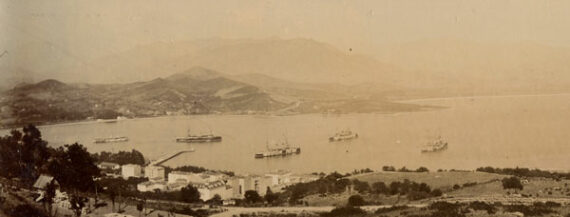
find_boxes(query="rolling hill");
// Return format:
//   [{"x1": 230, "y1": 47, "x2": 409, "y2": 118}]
[{"x1": 0, "y1": 67, "x2": 428, "y2": 128}]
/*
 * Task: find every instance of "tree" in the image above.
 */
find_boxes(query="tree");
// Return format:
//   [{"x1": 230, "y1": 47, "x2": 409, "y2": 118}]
[
  {"x1": 502, "y1": 177, "x2": 524, "y2": 191},
  {"x1": 0, "y1": 130, "x2": 22, "y2": 178},
  {"x1": 416, "y1": 167, "x2": 430, "y2": 172},
  {"x1": 352, "y1": 179, "x2": 370, "y2": 193},
  {"x1": 20, "y1": 125, "x2": 51, "y2": 184},
  {"x1": 209, "y1": 194, "x2": 222, "y2": 206},
  {"x1": 48, "y1": 143, "x2": 101, "y2": 192},
  {"x1": 431, "y1": 189, "x2": 443, "y2": 197},
  {"x1": 372, "y1": 181, "x2": 389, "y2": 195},
  {"x1": 347, "y1": 195, "x2": 365, "y2": 207},
  {"x1": 44, "y1": 181, "x2": 57, "y2": 217},
  {"x1": 244, "y1": 190, "x2": 262, "y2": 204},
  {"x1": 180, "y1": 185, "x2": 201, "y2": 203},
  {"x1": 264, "y1": 187, "x2": 278, "y2": 205}
]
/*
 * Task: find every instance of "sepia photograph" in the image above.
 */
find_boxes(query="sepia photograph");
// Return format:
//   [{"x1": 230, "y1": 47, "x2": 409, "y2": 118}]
[{"x1": 2, "y1": 0, "x2": 570, "y2": 216}]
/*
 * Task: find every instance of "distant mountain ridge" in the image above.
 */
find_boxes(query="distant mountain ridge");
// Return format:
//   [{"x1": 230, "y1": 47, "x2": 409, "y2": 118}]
[
  {"x1": 57, "y1": 38, "x2": 399, "y2": 85},
  {"x1": 0, "y1": 67, "x2": 428, "y2": 127}
]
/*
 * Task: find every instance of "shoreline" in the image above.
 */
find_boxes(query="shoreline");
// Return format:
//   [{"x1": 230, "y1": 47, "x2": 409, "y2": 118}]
[{"x1": 398, "y1": 92, "x2": 570, "y2": 103}]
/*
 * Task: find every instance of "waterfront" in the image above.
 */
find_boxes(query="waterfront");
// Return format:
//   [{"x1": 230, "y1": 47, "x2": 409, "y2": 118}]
[{"x1": 3, "y1": 93, "x2": 570, "y2": 174}]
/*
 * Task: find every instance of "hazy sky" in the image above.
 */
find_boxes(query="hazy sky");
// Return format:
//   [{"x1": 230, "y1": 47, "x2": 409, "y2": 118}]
[{"x1": 2, "y1": 0, "x2": 570, "y2": 80}]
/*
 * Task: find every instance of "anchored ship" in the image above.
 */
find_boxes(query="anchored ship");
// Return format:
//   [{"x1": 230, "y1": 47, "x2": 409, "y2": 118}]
[
  {"x1": 176, "y1": 130, "x2": 222, "y2": 143},
  {"x1": 421, "y1": 136, "x2": 448, "y2": 153},
  {"x1": 255, "y1": 139, "x2": 301, "y2": 159},
  {"x1": 329, "y1": 129, "x2": 358, "y2": 142},
  {"x1": 94, "y1": 136, "x2": 129, "y2": 143}
]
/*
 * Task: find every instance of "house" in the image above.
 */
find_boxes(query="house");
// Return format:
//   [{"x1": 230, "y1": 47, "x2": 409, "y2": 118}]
[
  {"x1": 227, "y1": 175, "x2": 273, "y2": 198},
  {"x1": 98, "y1": 162, "x2": 120, "y2": 170},
  {"x1": 168, "y1": 171, "x2": 227, "y2": 184},
  {"x1": 121, "y1": 164, "x2": 142, "y2": 179},
  {"x1": 137, "y1": 181, "x2": 167, "y2": 192},
  {"x1": 168, "y1": 171, "x2": 196, "y2": 183},
  {"x1": 244, "y1": 175, "x2": 272, "y2": 196},
  {"x1": 144, "y1": 166, "x2": 165, "y2": 180},
  {"x1": 228, "y1": 176, "x2": 246, "y2": 199},
  {"x1": 194, "y1": 180, "x2": 233, "y2": 200},
  {"x1": 166, "y1": 182, "x2": 186, "y2": 192},
  {"x1": 33, "y1": 175, "x2": 59, "y2": 190},
  {"x1": 265, "y1": 170, "x2": 292, "y2": 186}
]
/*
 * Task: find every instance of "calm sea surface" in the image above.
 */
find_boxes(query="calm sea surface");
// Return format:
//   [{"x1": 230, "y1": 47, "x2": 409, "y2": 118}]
[{"x1": 3, "y1": 94, "x2": 570, "y2": 174}]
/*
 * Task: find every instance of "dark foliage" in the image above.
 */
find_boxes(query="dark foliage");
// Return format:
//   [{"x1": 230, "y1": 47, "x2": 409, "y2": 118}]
[
  {"x1": 8, "y1": 204, "x2": 48, "y2": 217},
  {"x1": 347, "y1": 195, "x2": 366, "y2": 206},
  {"x1": 352, "y1": 179, "x2": 370, "y2": 193},
  {"x1": 477, "y1": 166, "x2": 570, "y2": 179},
  {"x1": 375, "y1": 205, "x2": 409, "y2": 214},
  {"x1": 284, "y1": 172, "x2": 350, "y2": 203},
  {"x1": 322, "y1": 206, "x2": 366, "y2": 217},
  {"x1": 180, "y1": 184, "x2": 202, "y2": 203},
  {"x1": 0, "y1": 125, "x2": 50, "y2": 184},
  {"x1": 382, "y1": 166, "x2": 396, "y2": 172},
  {"x1": 468, "y1": 201, "x2": 496, "y2": 214},
  {"x1": 92, "y1": 149, "x2": 145, "y2": 165},
  {"x1": 504, "y1": 202, "x2": 556, "y2": 216},
  {"x1": 244, "y1": 190, "x2": 262, "y2": 204},
  {"x1": 502, "y1": 177, "x2": 524, "y2": 190},
  {"x1": 48, "y1": 143, "x2": 101, "y2": 192},
  {"x1": 164, "y1": 165, "x2": 235, "y2": 177}
]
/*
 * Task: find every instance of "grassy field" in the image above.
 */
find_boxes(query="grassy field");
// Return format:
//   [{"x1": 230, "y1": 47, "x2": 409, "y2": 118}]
[
  {"x1": 450, "y1": 177, "x2": 570, "y2": 198},
  {"x1": 350, "y1": 171, "x2": 508, "y2": 190}
]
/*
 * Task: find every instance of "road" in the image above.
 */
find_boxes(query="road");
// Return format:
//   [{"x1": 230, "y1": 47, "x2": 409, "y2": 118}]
[{"x1": 210, "y1": 204, "x2": 428, "y2": 217}]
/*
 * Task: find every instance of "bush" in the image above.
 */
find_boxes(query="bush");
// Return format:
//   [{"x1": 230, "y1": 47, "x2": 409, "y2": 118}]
[
  {"x1": 430, "y1": 189, "x2": 443, "y2": 197},
  {"x1": 347, "y1": 195, "x2": 366, "y2": 207},
  {"x1": 375, "y1": 205, "x2": 409, "y2": 214},
  {"x1": 468, "y1": 201, "x2": 496, "y2": 214},
  {"x1": 416, "y1": 167, "x2": 429, "y2": 172},
  {"x1": 502, "y1": 177, "x2": 524, "y2": 190},
  {"x1": 322, "y1": 206, "x2": 366, "y2": 217}
]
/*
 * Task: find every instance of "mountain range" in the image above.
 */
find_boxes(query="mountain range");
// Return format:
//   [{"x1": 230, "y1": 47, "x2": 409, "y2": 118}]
[{"x1": 0, "y1": 67, "x2": 428, "y2": 127}]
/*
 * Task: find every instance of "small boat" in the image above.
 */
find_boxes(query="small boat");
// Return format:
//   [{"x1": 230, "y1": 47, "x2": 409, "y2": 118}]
[
  {"x1": 94, "y1": 136, "x2": 129, "y2": 143},
  {"x1": 421, "y1": 136, "x2": 448, "y2": 153},
  {"x1": 329, "y1": 129, "x2": 358, "y2": 142},
  {"x1": 96, "y1": 119, "x2": 118, "y2": 123},
  {"x1": 255, "y1": 139, "x2": 301, "y2": 159},
  {"x1": 176, "y1": 130, "x2": 222, "y2": 143}
]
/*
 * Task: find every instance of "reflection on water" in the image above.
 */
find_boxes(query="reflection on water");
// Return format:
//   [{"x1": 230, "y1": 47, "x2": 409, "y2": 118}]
[{"x1": 4, "y1": 94, "x2": 570, "y2": 174}]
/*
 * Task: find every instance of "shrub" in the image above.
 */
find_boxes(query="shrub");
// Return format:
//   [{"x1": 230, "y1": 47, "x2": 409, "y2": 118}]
[
  {"x1": 323, "y1": 206, "x2": 366, "y2": 217},
  {"x1": 347, "y1": 195, "x2": 366, "y2": 207}
]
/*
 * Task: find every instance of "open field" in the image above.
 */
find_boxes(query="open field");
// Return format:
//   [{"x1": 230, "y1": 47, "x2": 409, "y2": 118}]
[{"x1": 350, "y1": 171, "x2": 508, "y2": 190}]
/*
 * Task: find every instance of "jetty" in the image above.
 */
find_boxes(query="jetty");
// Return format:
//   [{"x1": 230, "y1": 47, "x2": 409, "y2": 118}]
[{"x1": 149, "y1": 149, "x2": 195, "y2": 166}]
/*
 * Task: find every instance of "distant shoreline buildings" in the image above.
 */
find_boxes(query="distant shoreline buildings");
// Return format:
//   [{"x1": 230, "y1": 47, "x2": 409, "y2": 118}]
[{"x1": 99, "y1": 162, "x2": 318, "y2": 201}]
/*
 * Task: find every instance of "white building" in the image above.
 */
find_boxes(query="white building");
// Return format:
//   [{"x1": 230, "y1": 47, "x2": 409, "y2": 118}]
[
  {"x1": 145, "y1": 166, "x2": 165, "y2": 180},
  {"x1": 137, "y1": 181, "x2": 167, "y2": 192},
  {"x1": 167, "y1": 171, "x2": 227, "y2": 184},
  {"x1": 121, "y1": 164, "x2": 142, "y2": 179},
  {"x1": 228, "y1": 175, "x2": 272, "y2": 198},
  {"x1": 265, "y1": 170, "x2": 292, "y2": 186},
  {"x1": 194, "y1": 180, "x2": 233, "y2": 200}
]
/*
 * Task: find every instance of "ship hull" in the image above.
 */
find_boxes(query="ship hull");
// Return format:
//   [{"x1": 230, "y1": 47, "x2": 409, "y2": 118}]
[
  {"x1": 176, "y1": 136, "x2": 222, "y2": 143},
  {"x1": 329, "y1": 134, "x2": 358, "y2": 142},
  {"x1": 94, "y1": 137, "x2": 129, "y2": 143},
  {"x1": 254, "y1": 147, "x2": 301, "y2": 159}
]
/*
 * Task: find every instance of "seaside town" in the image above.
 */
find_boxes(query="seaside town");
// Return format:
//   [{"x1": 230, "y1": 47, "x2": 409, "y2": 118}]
[{"x1": 4, "y1": 1, "x2": 570, "y2": 217}]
